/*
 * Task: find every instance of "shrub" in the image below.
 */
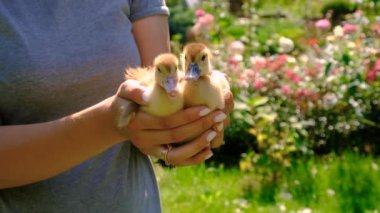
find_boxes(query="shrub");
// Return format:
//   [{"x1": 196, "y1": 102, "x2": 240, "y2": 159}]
[{"x1": 170, "y1": 1, "x2": 380, "y2": 168}]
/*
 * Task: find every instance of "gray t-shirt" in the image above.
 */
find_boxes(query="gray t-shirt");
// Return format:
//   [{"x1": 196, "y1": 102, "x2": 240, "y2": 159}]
[{"x1": 0, "y1": 1, "x2": 169, "y2": 212}]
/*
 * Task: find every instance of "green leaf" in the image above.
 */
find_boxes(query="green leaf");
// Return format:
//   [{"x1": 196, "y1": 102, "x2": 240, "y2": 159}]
[
  {"x1": 261, "y1": 113, "x2": 278, "y2": 123},
  {"x1": 341, "y1": 51, "x2": 351, "y2": 66},
  {"x1": 348, "y1": 85, "x2": 357, "y2": 96},
  {"x1": 234, "y1": 100, "x2": 251, "y2": 111},
  {"x1": 325, "y1": 62, "x2": 332, "y2": 76},
  {"x1": 248, "y1": 96, "x2": 269, "y2": 108}
]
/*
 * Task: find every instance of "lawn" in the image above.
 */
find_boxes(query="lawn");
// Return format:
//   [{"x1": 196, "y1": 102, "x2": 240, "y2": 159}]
[{"x1": 157, "y1": 153, "x2": 380, "y2": 213}]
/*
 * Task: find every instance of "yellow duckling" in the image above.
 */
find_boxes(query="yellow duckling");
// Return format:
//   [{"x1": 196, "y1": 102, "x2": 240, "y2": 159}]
[
  {"x1": 125, "y1": 53, "x2": 184, "y2": 117},
  {"x1": 182, "y1": 43, "x2": 230, "y2": 110}
]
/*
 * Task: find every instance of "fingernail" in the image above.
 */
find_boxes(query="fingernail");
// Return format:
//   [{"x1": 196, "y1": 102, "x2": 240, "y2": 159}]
[
  {"x1": 142, "y1": 91, "x2": 149, "y2": 103},
  {"x1": 217, "y1": 123, "x2": 224, "y2": 132},
  {"x1": 214, "y1": 113, "x2": 227, "y2": 123},
  {"x1": 199, "y1": 107, "x2": 211, "y2": 117},
  {"x1": 207, "y1": 131, "x2": 217, "y2": 142},
  {"x1": 205, "y1": 151, "x2": 214, "y2": 160}
]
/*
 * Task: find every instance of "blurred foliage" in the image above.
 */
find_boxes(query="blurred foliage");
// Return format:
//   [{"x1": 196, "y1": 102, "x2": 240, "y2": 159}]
[
  {"x1": 321, "y1": 0, "x2": 357, "y2": 26},
  {"x1": 166, "y1": 1, "x2": 195, "y2": 44}
]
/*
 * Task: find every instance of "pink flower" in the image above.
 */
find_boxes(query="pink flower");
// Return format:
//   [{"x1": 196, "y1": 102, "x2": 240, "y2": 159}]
[
  {"x1": 292, "y1": 75, "x2": 301, "y2": 83},
  {"x1": 343, "y1": 24, "x2": 358, "y2": 34},
  {"x1": 246, "y1": 69, "x2": 256, "y2": 80},
  {"x1": 282, "y1": 85, "x2": 290, "y2": 96},
  {"x1": 228, "y1": 54, "x2": 243, "y2": 65},
  {"x1": 267, "y1": 55, "x2": 287, "y2": 72},
  {"x1": 286, "y1": 69, "x2": 294, "y2": 79},
  {"x1": 253, "y1": 79, "x2": 265, "y2": 90},
  {"x1": 196, "y1": 14, "x2": 214, "y2": 31},
  {"x1": 286, "y1": 69, "x2": 301, "y2": 83},
  {"x1": 295, "y1": 88, "x2": 309, "y2": 97},
  {"x1": 367, "y1": 59, "x2": 380, "y2": 82},
  {"x1": 228, "y1": 41, "x2": 245, "y2": 55},
  {"x1": 195, "y1": 9, "x2": 206, "y2": 17},
  {"x1": 367, "y1": 70, "x2": 377, "y2": 82},
  {"x1": 250, "y1": 56, "x2": 267, "y2": 71},
  {"x1": 372, "y1": 25, "x2": 380, "y2": 34},
  {"x1": 374, "y1": 59, "x2": 380, "y2": 71},
  {"x1": 315, "y1": 19, "x2": 331, "y2": 30},
  {"x1": 277, "y1": 54, "x2": 288, "y2": 66}
]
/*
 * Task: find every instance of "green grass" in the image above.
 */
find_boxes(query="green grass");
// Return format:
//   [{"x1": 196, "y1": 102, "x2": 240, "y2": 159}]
[{"x1": 157, "y1": 153, "x2": 380, "y2": 212}]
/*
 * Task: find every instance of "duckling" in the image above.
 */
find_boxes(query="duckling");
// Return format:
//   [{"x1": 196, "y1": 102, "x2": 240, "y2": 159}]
[
  {"x1": 125, "y1": 53, "x2": 184, "y2": 117},
  {"x1": 182, "y1": 43, "x2": 230, "y2": 110},
  {"x1": 117, "y1": 53, "x2": 184, "y2": 128}
]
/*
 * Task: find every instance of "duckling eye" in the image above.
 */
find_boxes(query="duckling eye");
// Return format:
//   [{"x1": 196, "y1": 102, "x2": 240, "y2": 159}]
[
  {"x1": 157, "y1": 67, "x2": 162, "y2": 73},
  {"x1": 201, "y1": 55, "x2": 207, "y2": 61}
]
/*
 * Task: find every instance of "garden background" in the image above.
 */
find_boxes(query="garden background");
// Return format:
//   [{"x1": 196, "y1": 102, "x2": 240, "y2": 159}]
[{"x1": 157, "y1": 0, "x2": 380, "y2": 212}]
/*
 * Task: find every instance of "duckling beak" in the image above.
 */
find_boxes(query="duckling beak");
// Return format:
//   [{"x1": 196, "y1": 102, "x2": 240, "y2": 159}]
[
  {"x1": 185, "y1": 63, "x2": 200, "y2": 81},
  {"x1": 164, "y1": 77, "x2": 178, "y2": 98}
]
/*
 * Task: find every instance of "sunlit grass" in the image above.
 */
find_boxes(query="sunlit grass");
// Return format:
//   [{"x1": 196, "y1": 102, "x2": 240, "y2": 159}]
[{"x1": 157, "y1": 153, "x2": 380, "y2": 212}]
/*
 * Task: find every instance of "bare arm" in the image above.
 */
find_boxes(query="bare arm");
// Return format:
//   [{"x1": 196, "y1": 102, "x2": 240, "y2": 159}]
[
  {"x1": 0, "y1": 96, "x2": 127, "y2": 189},
  {"x1": 132, "y1": 15, "x2": 170, "y2": 66}
]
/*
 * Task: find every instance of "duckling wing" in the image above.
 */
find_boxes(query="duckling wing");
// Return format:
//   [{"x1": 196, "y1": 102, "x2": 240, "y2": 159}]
[
  {"x1": 115, "y1": 98, "x2": 139, "y2": 129},
  {"x1": 125, "y1": 67, "x2": 155, "y2": 86}
]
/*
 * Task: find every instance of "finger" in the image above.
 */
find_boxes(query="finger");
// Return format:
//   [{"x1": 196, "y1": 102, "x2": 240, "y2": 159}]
[
  {"x1": 117, "y1": 79, "x2": 148, "y2": 105},
  {"x1": 223, "y1": 91, "x2": 234, "y2": 114},
  {"x1": 210, "y1": 131, "x2": 224, "y2": 149},
  {"x1": 174, "y1": 147, "x2": 213, "y2": 167},
  {"x1": 210, "y1": 122, "x2": 226, "y2": 148},
  {"x1": 128, "y1": 106, "x2": 212, "y2": 130},
  {"x1": 212, "y1": 122, "x2": 224, "y2": 132},
  {"x1": 139, "y1": 145, "x2": 161, "y2": 158},
  {"x1": 130, "y1": 111, "x2": 227, "y2": 146},
  {"x1": 168, "y1": 130, "x2": 216, "y2": 162}
]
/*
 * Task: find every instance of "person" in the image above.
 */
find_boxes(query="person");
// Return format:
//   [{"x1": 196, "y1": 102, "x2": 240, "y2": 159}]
[{"x1": 0, "y1": 0, "x2": 233, "y2": 212}]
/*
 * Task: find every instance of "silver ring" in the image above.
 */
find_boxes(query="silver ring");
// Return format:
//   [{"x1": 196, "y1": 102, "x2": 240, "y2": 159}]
[{"x1": 160, "y1": 144, "x2": 173, "y2": 166}]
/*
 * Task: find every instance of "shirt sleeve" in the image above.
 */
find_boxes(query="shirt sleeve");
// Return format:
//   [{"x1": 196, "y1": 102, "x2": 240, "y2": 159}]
[{"x1": 129, "y1": 0, "x2": 170, "y2": 22}]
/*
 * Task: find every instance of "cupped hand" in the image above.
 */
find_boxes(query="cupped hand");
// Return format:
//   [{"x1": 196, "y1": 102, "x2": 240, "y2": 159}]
[
  {"x1": 129, "y1": 107, "x2": 226, "y2": 166},
  {"x1": 115, "y1": 79, "x2": 228, "y2": 166}
]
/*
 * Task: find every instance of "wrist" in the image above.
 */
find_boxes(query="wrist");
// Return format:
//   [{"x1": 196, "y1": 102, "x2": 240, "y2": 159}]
[
  {"x1": 109, "y1": 95, "x2": 139, "y2": 141},
  {"x1": 62, "y1": 96, "x2": 129, "y2": 147}
]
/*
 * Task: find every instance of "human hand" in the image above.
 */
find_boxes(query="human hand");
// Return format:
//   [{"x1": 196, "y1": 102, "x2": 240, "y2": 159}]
[
  {"x1": 209, "y1": 90, "x2": 234, "y2": 149},
  {"x1": 115, "y1": 79, "x2": 228, "y2": 166}
]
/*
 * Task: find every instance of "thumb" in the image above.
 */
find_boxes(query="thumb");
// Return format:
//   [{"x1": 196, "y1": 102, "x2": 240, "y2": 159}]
[{"x1": 117, "y1": 79, "x2": 148, "y2": 105}]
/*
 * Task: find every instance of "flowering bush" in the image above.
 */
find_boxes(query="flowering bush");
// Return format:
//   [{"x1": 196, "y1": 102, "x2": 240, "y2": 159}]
[
  {"x1": 220, "y1": 11, "x2": 380, "y2": 167},
  {"x1": 169, "y1": 1, "x2": 380, "y2": 168}
]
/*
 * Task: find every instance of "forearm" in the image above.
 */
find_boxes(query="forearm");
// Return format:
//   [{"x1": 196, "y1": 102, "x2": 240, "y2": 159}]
[
  {"x1": 132, "y1": 15, "x2": 170, "y2": 66},
  {"x1": 0, "y1": 96, "x2": 125, "y2": 189}
]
